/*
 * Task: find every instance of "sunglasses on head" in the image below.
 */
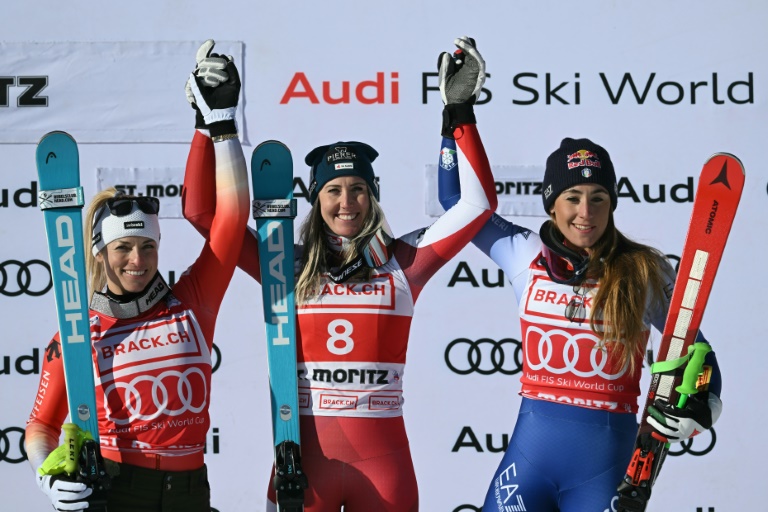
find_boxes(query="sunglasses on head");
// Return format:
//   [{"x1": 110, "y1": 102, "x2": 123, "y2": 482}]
[{"x1": 106, "y1": 196, "x2": 160, "y2": 216}]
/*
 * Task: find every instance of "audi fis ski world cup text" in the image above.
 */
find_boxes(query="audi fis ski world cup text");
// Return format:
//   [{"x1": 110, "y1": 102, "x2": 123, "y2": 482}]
[
  {"x1": 277, "y1": 69, "x2": 754, "y2": 105},
  {"x1": 2, "y1": 69, "x2": 755, "y2": 108}
]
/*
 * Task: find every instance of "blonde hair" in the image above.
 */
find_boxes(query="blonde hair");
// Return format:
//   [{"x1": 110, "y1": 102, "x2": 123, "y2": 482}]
[
  {"x1": 84, "y1": 188, "x2": 119, "y2": 302},
  {"x1": 295, "y1": 192, "x2": 386, "y2": 304},
  {"x1": 549, "y1": 214, "x2": 669, "y2": 375}
]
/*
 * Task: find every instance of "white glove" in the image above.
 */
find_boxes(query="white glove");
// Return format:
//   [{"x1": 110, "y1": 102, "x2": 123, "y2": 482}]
[
  {"x1": 37, "y1": 472, "x2": 92, "y2": 511},
  {"x1": 184, "y1": 39, "x2": 241, "y2": 126},
  {"x1": 184, "y1": 39, "x2": 231, "y2": 104},
  {"x1": 647, "y1": 391, "x2": 722, "y2": 443},
  {"x1": 438, "y1": 36, "x2": 486, "y2": 105}
]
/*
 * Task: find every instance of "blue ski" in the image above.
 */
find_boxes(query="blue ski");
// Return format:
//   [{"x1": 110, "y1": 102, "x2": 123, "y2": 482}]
[
  {"x1": 251, "y1": 140, "x2": 307, "y2": 511},
  {"x1": 36, "y1": 131, "x2": 99, "y2": 440},
  {"x1": 37, "y1": 132, "x2": 112, "y2": 504}
]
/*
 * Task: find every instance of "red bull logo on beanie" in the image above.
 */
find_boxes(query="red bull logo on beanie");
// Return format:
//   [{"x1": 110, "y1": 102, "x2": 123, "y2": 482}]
[{"x1": 567, "y1": 149, "x2": 602, "y2": 173}]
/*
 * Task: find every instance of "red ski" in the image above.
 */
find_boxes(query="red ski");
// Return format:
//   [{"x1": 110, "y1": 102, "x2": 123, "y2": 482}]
[{"x1": 617, "y1": 153, "x2": 745, "y2": 511}]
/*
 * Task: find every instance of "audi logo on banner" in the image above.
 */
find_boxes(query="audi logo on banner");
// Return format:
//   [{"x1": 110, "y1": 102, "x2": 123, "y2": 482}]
[
  {"x1": 445, "y1": 338, "x2": 523, "y2": 375},
  {"x1": 0, "y1": 259, "x2": 52, "y2": 297},
  {"x1": 0, "y1": 427, "x2": 27, "y2": 464},
  {"x1": 668, "y1": 427, "x2": 716, "y2": 456}
]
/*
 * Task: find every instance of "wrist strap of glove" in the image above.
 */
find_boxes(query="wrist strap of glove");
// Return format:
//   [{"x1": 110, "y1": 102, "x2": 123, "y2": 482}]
[
  {"x1": 209, "y1": 120, "x2": 237, "y2": 141},
  {"x1": 441, "y1": 103, "x2": 476, "y2": 138},
  {"x1": 194, "y1": 108, "x2": 206, "y2": 130}
]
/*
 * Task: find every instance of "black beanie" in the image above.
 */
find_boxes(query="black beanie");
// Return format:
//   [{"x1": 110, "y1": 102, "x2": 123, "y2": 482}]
[
  {"x1": 541, "y1": 137, "x2": 618, "y2": 213},
  {"x1": 305, "y1": 142, "x2": 379, "y2": 204}
]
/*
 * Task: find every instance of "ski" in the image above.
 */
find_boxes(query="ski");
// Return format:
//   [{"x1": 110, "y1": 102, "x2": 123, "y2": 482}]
[
  {"x1": 617, "y1": 153, "x2": 745, "y2": 511},
  {"x1": 251, "y1": 140, "x2": 307, "y2": 511},
  {"x1": 36, "y1": 131, "x2": 110, "y2": 501}
]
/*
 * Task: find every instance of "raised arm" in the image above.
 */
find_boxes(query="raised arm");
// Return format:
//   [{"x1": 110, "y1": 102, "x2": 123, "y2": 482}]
[
  {"x1": 181, "y1": 41, "x2": 262, "y2": 283},
  {"x1": 175, "y1": 40, "x2": 250, "y2": 323},
  {"x1": 396, "y1": 37, "x2": 497, "y2": 298}
]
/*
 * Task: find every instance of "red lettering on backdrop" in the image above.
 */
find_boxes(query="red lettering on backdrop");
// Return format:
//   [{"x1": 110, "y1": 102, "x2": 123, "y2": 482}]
[
  {"x1": 280, "y1": 72, "x2": 400, "y2": 104},
  {"x1": 323, "y1": 82, "x2": 349, "y2": 104},
  {"x1": 280, "y1": 72, "x2": 319, "y2": 104}
]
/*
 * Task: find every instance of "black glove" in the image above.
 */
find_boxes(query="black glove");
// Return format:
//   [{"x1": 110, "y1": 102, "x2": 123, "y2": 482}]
[
  {"x1": 437, "y1": 36, "x2": 486, "y2": 138},
  {"x1": 647, "y1": 391, "x2": 722, "y2": 442},
  {"x1": 185, "y1": 39, "x2": 241, "y2": 137}
]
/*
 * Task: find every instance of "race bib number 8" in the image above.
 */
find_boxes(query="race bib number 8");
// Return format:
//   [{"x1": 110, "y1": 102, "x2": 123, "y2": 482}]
[{"x1": 327, "y1": 319, "x2": 354, "y2": 355}]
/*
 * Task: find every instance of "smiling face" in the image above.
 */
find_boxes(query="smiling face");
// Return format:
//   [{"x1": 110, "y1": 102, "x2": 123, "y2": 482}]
[
  {"x1": 318, "y1": 176, "x2": 371, "y2": 238},
  {"x1": 96, "y1": 236, "x2": 158, "y2": 295},
  {"x1": 551, "y1": 183, "x2": 611, "y2": 251}
]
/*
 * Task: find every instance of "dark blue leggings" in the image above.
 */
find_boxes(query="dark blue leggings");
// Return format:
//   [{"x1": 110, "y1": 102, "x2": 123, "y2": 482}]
[{"x1": 482, "y1": 398, "x2": 637, "y2": 512}]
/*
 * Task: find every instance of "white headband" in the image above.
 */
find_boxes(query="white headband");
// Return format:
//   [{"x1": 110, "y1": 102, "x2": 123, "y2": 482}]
[{"x1": 91, "y1": 202, "x2": 161, "y2": 256}]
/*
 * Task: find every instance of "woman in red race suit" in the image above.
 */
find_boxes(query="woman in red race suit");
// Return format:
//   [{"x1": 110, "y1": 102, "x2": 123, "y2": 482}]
[
  {"x1": 25, "y1": 40, "x2": 249, "y2": 512},
  {"x1": 182, "y1": 37, "x2": 496, "y2": 512}
]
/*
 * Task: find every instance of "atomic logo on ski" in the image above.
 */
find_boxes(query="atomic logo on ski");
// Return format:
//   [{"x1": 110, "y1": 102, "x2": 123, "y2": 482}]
[{"x1": 709, "y1": 161, "x2": 731, "y2": 189}]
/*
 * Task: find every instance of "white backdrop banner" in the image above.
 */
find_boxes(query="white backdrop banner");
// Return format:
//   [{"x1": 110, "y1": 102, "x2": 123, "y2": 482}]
[{"x1": 0, "y1": 41, "x2": 245, "y2": 144}]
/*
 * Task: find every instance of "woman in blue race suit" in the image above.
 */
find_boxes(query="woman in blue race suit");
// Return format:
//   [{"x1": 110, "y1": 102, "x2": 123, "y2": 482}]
[{"x1": 437, "y1": 136, "x2": 723, "y2": 511}]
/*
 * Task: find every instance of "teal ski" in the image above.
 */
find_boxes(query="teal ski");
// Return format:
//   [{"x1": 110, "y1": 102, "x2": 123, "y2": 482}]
[
  {"x1": 37, "y1": 132, "x2": 110, "y2": 501},
  {"x1": 36, "y1": 131, "x2": 99, "y2": 438},
  {"x1": 251, "y1": 140, "x2": 307, "y2": 511}
]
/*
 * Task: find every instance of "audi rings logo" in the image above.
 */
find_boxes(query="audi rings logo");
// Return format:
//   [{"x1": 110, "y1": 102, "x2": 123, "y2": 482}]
[
  {"x1": 211, "y1": 343, "x2": 221, "y2": 374},
  {"x1": 445, "y1": 338, "x2": 523, "y2": 375},
  {"x1": 668, "y1": 427, "x2": 716, "y2": 457},
  {"x1": 104, "y1": 367, "x2": 208, "y2": 425},
  {"x1": 0, "y1": 259, "x2": 52, "y2": 297},
  {"x1": 526, "y1": 326, "x2": 628, "y2": 380},
  {"x1": 0, "y1": 427, "x2": 27, "y2": 464}
]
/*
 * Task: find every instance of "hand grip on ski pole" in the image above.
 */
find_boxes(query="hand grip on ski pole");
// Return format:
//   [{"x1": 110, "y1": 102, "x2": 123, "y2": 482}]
[
  {"x1": 62, "y1": 422, "x2": 81, "y2": 475},
  {"x1": 676, "y1": 342, "x2": 712, "y2": 399}
]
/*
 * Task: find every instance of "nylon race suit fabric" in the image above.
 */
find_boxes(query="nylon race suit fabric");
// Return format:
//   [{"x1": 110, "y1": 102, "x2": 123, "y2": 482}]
[
  {"x1": 437, "y1": 137, "x2": 721, "y2": 512},
  {"x1": 25, "y1": 130, "x2": 249, "y2": 511},
  {"x1": 182, "y1": 125, "x2": 497, "y2": 511}
]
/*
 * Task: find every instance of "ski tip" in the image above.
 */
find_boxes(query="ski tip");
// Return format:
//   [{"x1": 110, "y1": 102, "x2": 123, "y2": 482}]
[
  {"x1": 254, "y1": 140, "x2": 291, "y2": 153},
  {"x1": 709, "y1": 152, "x2": 745, "y2": 175},
  {"x1": 38, "y1": 130, "x2": 76, "y2": 146}
]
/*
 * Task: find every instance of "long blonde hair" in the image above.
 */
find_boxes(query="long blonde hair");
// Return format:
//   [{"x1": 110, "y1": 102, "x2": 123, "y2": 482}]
[
  {"x1": 83, "y1": 188, "x2": 121, "y2": 302},
  {"x1": 295, "y1": 192, "x2": 386, "y2": 304},
  {"x1": 549, "y1": 214, "x2": 669, "y2": 375}
]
